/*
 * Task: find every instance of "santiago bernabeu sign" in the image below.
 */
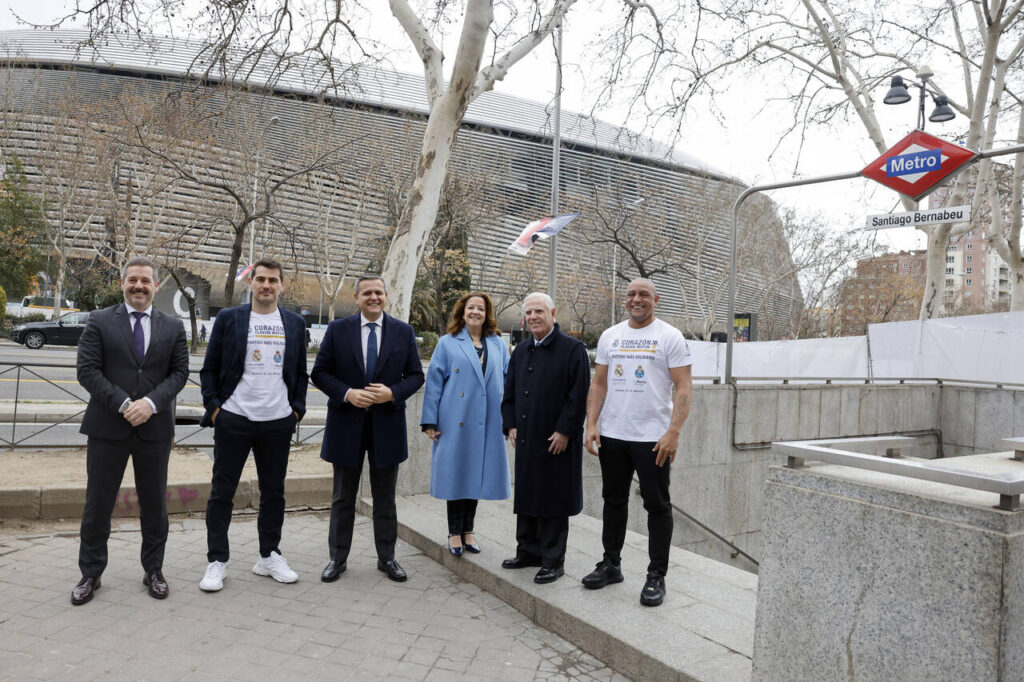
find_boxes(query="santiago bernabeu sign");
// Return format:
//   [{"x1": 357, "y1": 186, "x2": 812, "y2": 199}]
[{"x1": 865, "y1": 205, "x2": 970, "y2": 230}]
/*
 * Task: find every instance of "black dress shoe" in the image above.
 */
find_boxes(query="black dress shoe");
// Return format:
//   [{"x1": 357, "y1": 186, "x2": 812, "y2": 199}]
[
  {"x1": 461, "y1": 532, "x2": 481, "y2": 554},
  {"x1": 501, "y1": 556, "x2": 542, "y2": 569},
  {"x1": 640, "y1": 573, "x2": 666, "y2": 607},
  {"x1": 377, "y1": 558, "x2": 407, "y2": 582},
  {"x1": 581, "y1": 560, "x2": 624, "y2": 590},
  {"x1": 143, "y1": 570, "x2": 169, "y2": 600},
  {"x1": 71, "y1": 576, "x2": 100, "y2": 605},
  {"x1": 321, "y1": 560, "x2": 346, "y2": 582},
  {"x1": 534, "y1": 566, "x2": 564, "y2": 584}
]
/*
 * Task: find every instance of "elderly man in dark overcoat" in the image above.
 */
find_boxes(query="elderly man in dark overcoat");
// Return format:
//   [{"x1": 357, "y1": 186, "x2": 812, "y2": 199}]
[{"x1": 500, "y1": 291, "x2": 590, "y2": 584}]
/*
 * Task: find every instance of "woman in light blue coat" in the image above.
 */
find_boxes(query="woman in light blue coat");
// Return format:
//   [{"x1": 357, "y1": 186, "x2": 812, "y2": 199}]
[{"x1": 421, "y1": 292, "x2": 511, "y2": 556}]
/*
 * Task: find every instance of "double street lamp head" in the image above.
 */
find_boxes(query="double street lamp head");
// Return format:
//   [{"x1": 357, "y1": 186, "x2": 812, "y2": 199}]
[{"x1": 883, "y1": 72, "x2": 956, "y2": 127}]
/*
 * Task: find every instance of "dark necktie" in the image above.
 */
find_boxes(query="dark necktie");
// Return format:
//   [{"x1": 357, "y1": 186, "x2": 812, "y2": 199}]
[
  {"x1": 132, "y1": 311, "x2": 146, "y2": 363},
  {"x1": 366, "y1": 322, "x2": 378, "y2": 379}
]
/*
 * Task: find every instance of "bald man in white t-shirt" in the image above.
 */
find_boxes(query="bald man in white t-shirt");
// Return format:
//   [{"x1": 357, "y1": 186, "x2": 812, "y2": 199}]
[{"x1": 583, "y1": 278, "x2": 693, "y2": 607}]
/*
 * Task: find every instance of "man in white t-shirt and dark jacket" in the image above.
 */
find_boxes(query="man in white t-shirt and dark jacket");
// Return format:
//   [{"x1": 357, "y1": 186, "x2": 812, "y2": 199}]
[
  {"x1": 583, "y1": 278, "x2": 693, "y2": 607},
  {"x1": 198, "y1": 259, "x2": 308, "y2": 592}
]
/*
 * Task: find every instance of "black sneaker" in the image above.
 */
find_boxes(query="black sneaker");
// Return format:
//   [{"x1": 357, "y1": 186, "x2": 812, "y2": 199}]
[
  {"x1": 581, "y1": 560, "x2": 624, "y2": 590},
  {"x1": 640, "y1": 573, "x2": 666, "y2": 606}
]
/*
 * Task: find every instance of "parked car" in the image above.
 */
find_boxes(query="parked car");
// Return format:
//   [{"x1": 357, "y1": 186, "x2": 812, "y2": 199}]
[{"x1": 10, "y1": 311, "x2": 91, "y2": 349}]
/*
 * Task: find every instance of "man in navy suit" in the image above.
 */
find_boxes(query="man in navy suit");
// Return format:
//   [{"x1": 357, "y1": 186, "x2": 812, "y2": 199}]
[
  {"x1": 312, "y1": 274, "x2": 424, "y2": 582},
  {"x1": 198, "y1": 259, "x2": 308, "y2": 592},
  {"x1": 73, "y1": 256, "x2": 189, "y2": 605}
]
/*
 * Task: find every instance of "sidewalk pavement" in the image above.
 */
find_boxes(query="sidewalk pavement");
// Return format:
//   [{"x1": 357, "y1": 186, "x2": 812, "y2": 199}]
[{"x1": 0, "y1": 512, "x2": 627, "y2": 681}]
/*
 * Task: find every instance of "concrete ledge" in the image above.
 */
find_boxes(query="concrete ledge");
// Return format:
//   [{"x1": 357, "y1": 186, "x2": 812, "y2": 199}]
[
  {"x1": 252, "y1": 474, "x2": 332, "y2": 509},
  {"x1": 40, "y1": 486, "x2": 86, "y2": 519},
  {"x1": 3, "y1": 476, "x2": 332, "y2": 519},
  {"x1": 368, "y1": 493, "x2": 757, "y2": 682},
  {"x1": 0, "y1": 487, "x2": 39, "y2": 518}
]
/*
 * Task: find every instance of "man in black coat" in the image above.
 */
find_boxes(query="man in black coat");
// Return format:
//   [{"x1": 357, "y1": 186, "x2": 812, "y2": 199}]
[
  {"x1": 311, "y1": 274, "x2": 424, "y2": 583},
  {"x1": 500, "y1": 292, "x2": 590, "y2": 584},
  {"x1": 73, "y1": 256, "x2": 189, "y2": 605}
]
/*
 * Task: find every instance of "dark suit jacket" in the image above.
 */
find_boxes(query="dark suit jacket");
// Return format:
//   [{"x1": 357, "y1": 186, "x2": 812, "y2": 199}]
[
  {"x1": 198, "y1": 304, "x2": 309, "y2": 427},
  {"x1": 311, "y1": 312, "x2": 424, "y2": 468},
  {"x1": 77, "y1": 303, "x2": 190, "y2": 442}
]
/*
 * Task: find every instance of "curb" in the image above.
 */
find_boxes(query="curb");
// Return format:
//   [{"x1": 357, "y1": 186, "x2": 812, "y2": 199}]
[{"x1": 0, "y1": 474, "x2": 334, "y2": 520}]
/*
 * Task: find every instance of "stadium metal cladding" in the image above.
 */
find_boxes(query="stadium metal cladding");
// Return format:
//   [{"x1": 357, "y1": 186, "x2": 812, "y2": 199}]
[{"x1": 0, "y1": 30, "x2": 801, "y2": 334}]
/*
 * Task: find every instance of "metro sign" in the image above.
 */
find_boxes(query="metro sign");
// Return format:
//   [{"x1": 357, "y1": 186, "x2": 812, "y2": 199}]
[{"x1": 861, "y1": 130, "x2": 976, "y2": 201}]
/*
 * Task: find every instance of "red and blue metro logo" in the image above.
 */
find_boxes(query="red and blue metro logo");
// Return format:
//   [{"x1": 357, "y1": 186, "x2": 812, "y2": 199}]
[{"x1": 861, "y1": 130, "x2": 976, "y2": 201}]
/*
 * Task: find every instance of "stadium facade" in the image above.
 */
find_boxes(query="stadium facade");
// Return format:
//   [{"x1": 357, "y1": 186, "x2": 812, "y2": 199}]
[{"x1": 0, "y1": 30, "x2": 801, "y2": 337}]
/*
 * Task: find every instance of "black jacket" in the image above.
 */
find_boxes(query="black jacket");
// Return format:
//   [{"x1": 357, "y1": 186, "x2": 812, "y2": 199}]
[
  {"x1": 77, "y1": 303, "x2": 189, "y2": 441},
  {"x1": 501, "y1": 323, "x2": 590, "y2": 516},
  {"x1": 199, "y1": 304, "x2": 309, "y2": 427}
]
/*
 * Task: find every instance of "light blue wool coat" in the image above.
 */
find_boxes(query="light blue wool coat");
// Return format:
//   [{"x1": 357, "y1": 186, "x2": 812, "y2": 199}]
[{"x1": 420, "y1": 329, "x2": 511, "y2": 501}]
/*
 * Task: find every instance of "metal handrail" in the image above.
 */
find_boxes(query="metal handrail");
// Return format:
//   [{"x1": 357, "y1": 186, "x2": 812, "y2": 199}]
[{"x1": 0, "y1": 359, "x2": 323, "y2": 449}]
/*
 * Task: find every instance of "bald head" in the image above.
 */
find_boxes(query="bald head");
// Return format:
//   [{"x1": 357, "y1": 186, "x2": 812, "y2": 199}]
[{"x1": 625, "y1": 278, "x2": 658, "y2": 328}]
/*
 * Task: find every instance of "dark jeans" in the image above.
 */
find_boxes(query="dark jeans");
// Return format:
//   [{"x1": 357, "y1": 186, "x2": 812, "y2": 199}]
[
  {"x1": 328, "y1": 421, "x2": 399, "y2": 562},
  {"x1": 446, "y1": 499, "x2": 479, "y2": 535},
  {"x1": 79, "y1": 433, "x2": 170, "y2": 577},
  {"x1": 598, "y1": 436, "x2": 673, "y2": 575},
  {"x1": 515, "y1": 514, "x2": 569, "y2": 569},
  {"x1": 206, "y1": 409, "x2": 295, "y2": 562}
]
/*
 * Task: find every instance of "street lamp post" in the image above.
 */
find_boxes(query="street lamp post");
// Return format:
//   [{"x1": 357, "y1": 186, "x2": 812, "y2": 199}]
[{"x1": 248, "y1": 115, "x2": 280, "y2": 300}]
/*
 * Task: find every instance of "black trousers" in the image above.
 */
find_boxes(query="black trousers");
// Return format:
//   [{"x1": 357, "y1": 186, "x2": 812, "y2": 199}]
[
  {"x1": 79, "y1": 432, "x2": 170, "y2": 577},
  {"x1": 446, "y1": 499, "x2": 478, "y2": 535},
  {"x1": 514, "y1": 514, "x2": 569, "y2": 569},
  {"x1": 328, "y1": 420, "x2": 398, "y2": 562},
  {"x1": 206, "y1": 410, "x2": 295, "y2": 562},
  {"x1": 598, "y1": 436, "x2": 673, "y2": 575}
]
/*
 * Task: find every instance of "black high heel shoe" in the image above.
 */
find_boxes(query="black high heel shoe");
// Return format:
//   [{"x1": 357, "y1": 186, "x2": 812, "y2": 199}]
[
  {"x1": 448, "y1": 534, "x2": 464, "y2": 557},
  {"x1": 462, "y1": 532, "x2": 481, "y2": 554}
]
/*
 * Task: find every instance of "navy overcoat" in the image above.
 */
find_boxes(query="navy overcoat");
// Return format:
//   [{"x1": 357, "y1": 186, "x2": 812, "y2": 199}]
[
  {"x1": 311, "y1": 312, "x2": 424, "y2": 468},
  {"x1": 501, "y1": 323, "x2": 590, "y2": 517}
]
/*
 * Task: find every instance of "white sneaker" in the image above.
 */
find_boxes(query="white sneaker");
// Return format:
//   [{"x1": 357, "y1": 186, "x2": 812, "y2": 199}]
[
  {"x1": 200, "y1": 561, "x2": 226, "y2": 592},
  {"x1": 252, "y1": 551, "x2": 298, "y2": 583}
]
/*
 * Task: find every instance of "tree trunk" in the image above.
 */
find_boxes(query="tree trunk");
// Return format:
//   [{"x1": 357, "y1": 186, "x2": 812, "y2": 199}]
[
  {"x1": 920, "y1": 225, "x2": 951, "y2": 319},
  {"x1": 224, "y1": 224, "x2": 247, "y2": 305},
  {"x1": 382, "y1": 107, "x2": 464, "y2": 320},
  {"x1": 52, "y1": 251, "x2": 67, "y2": 320}
]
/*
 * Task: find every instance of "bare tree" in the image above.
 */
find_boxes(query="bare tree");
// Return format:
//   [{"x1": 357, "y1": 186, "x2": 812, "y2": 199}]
[
  {"x1": 672, "y1": 0, "x2": 1024, "y2": 317},
  {"x1": 38, "y1": 1, "x2": 680, "y2": 321},
  {"x1": 33, "y1": 83, "x2": 106, "y2": 318}
]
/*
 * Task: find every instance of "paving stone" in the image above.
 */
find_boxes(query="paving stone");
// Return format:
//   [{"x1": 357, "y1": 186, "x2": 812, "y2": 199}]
[{"x1": 0, "y1": 512, "x2": 628, "y2": 681}]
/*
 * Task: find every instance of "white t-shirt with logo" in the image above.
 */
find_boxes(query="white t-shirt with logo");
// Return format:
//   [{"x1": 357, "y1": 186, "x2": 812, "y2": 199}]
[
  {"x1": 221, "y1": 309, "x2": 292, "y2": 421},
  {"x1": 595, "y1": 318, "x2": 691, "y2": 442}
]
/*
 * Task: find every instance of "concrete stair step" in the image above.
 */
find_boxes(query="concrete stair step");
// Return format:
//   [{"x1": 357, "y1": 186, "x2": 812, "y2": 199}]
[{"x1": 360, "y1": 493, "x2": 757, "y2": 682}]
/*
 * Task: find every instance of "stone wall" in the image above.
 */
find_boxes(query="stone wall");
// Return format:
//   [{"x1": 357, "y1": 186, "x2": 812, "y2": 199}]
[
  {"x1": 940, "y1": 385, "x2": 1024, "y2": 456},
  {"x1": 386, "y1": 383, "x2": 947, "y2": 573}
]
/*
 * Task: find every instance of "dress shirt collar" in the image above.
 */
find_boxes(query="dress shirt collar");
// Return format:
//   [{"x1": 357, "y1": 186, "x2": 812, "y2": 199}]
[
  {"x1": 360, "y1": 313, "x2": 383, "y2": 328},
  {"x1": 533, "y1": 325, "x2": 555, "y2": 346}
]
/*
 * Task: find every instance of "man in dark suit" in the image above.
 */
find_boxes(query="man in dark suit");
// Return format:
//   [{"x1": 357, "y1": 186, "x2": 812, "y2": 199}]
[
  {"x1": 198, "y1": 259, "x2": 308, "y2": 592},
  {"x1": 501, "y1": 292, "x2": 590, "y2": 584},
  {"x1": 73, "y1": 256, "x2": 189, "y2": 605},
  {"x1": 311, "y1": 274, "x2": 424, "y2": 583}
]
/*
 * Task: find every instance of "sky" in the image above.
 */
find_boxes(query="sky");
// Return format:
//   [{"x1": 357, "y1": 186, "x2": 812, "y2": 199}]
[{"x1": 1, "y1": 0, "x2": 961, "y2": 254}]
